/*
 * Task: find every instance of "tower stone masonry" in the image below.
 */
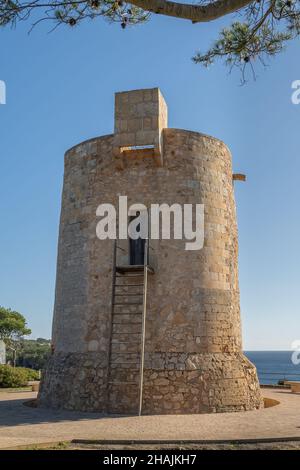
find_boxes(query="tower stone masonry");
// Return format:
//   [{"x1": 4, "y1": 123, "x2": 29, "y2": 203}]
[{"x1": 38, "y1": 88, "x2": 263, "y2": 414}]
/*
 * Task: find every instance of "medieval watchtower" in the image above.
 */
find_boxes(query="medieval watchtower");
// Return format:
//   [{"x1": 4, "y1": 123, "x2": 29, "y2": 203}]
[{"x1": 38, "y1": 88, "x2": 262, "y2": 414}]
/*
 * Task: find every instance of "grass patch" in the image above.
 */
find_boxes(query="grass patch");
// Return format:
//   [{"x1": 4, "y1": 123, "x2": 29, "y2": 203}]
[
  {"x1": 17, "y1": 441, "x2": 70, "y2": 450},
  {"x1": 0, "y1": 387, "x2": 31, "y2": 393}
]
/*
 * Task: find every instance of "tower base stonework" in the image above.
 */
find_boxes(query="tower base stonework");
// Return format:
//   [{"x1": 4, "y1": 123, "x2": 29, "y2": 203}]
[
  {"x1": 39, "y1": 352, "x2": 262, "y2": 414},
  {"x1": 142, "y1": 353, "x2": 262, "y2": 415},
  {"x1": 38, "y1": 88, "x2": 263, "y2": 415}
]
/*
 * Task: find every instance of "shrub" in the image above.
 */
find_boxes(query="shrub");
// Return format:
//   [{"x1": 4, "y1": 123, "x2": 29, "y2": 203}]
[
  {"x1": 0, "y1": 365, "x2": 39, "y2": 388},
  {"x1": 22, "y1": 367, "x2": 40, "y2": 381}
]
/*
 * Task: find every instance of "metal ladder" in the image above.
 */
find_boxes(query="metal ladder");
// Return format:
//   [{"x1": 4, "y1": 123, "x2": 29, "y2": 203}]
[{"x1": 106, "y1": 239, "x2": 151, "y2": 415}]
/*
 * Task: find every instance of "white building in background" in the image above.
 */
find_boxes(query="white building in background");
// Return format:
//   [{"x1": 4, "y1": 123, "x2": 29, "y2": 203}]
[{"x1": 0, "y1": 340, "x2": 6, "y2": 364}]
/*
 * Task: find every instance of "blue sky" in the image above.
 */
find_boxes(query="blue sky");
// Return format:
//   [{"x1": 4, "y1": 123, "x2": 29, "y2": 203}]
[{"x1": 0, "y1": 13, "x2": 299, "y2": 349}]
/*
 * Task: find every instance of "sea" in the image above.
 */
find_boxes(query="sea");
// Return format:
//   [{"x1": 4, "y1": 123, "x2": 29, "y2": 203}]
[{"x1": 245, "y1": 351, "x2": 300, "y2": 385}]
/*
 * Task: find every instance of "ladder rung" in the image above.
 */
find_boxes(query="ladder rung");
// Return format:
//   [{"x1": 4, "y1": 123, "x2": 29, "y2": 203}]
[
  {"x1": 113, "y1": 308, "x2": 143, "y2": 312},
  {"x1": 108, "y1": 381, "x2": 138, "y2": 385},
  {"x1": 111, "y1": 332, "x2": 141, "y2": 335},
  {"x1": 112, "y1": 341, "x2": 141, "y2": 344},
  {"x1": 114, "y1": 284, "x2": 144, "y2": 287},
  {"x1": 113, "y1": 302, "x2": 142, "y2": 305},
  {"x1": 115, "y1": 292, "x2": 143, "y2": 297},
  {"x1": 112, "y1": 348, "x2": 140, "y2": 352},
  {"x1": 113, "y1": 312, "x2": 143, "y2": 315},
  {"x1": 113, "y1": 304, "x2": 142, "y2": 307},
  {"x1": 113, "y1": 312, "x2": 142, "y2": 316},
  {"x1": 110, "y1": 361, "x2": 140, "y2": 369},
  {"x1": 114, "y1": 284, "x2": 144, "y2": 292},
  {"x1": 116, "y1": 275, "x2": 143, "y2": 278},
  {"x1": 116, "y1": 272, "x2": 144, "y2": 275},
  {"x1": 111, "y1": 352, "x2": 140, "y2": 356}
]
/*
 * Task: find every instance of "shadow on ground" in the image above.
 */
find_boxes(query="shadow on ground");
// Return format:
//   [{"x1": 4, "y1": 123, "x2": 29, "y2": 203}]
[{"x1": 0, "y1": 398, "x2": 125, "y2": 427}]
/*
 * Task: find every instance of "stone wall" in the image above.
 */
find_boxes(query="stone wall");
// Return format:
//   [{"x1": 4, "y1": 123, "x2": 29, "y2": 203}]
[
  {"x1": 113, "y1": 88, "x2": 167, "y2": 164},
  {"x1": 142, "y1": 353, "x2": 262, "y2": 415},
  {"x1": 39, "y1": 352, "x2": 107, "y2": 411}
]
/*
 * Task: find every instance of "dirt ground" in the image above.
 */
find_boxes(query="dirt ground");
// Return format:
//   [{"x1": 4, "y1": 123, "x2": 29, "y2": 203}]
[{"x1": 1, "y1": 388, "x2": 300, "y2": 450}]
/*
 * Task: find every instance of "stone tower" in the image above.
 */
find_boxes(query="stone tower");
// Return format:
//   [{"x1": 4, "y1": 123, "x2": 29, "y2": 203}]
[{"x1": 38, "y1": 88, "x2": 262, "y2": 414}]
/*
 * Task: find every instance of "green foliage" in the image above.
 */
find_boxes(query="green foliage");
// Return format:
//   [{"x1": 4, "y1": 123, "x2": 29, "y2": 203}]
[
  {"x1": 0, "y1": 0, "x2": 300, "y2": 79},
  {"x1": 193, "y1": 20, "x2": 290, "y2": 65},
  {"x1": 11, "y1": 338, "x2": 51, "y2": 370},
  {"x1": 193, "y1": 0, "x2": 300, "y2": 81},
  {"x1": 0, "y1": 365, "x2": 40, "y2": 388},
  {"x1": 0, "y1": 306, "x2": 31, "y2": 346},
  {"x1": 0, "y1": 0, "x2": 149, "y2": 31},
  {"x1": 193, "y1": 20, "x2": 290, "y2": 82},
  {"x1": 21, "y1": 367, "x2": 40, "y2": 380},
  {"x1": 0, "y1": 365, "x2": 29, "y2": 388}
]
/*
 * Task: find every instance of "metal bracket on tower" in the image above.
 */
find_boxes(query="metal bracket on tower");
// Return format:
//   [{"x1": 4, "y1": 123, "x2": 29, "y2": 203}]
[{"x1": 233, "y1": 173, "x2": 246, "y2": 182}]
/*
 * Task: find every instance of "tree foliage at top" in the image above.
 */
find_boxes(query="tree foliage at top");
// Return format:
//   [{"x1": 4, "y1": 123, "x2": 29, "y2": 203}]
[
  {"x1": 193, "y1": 0, "x2": 298, "y2": 80},
  {"x1": 1, "y1": 0, "x2": 300, "y2": 80}
]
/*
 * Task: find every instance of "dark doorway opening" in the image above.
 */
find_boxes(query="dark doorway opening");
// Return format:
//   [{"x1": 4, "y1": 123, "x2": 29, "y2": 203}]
[
  {"x1": 129, "y1": 213, "x2": 146, "y2": 265},
  {"x1": 129, "y1": 237, "x2": 145, "y2": 265}
]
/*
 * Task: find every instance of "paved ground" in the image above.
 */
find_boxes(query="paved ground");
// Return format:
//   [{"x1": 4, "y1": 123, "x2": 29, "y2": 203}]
[{"x1": 0, "y1": 388, "x2": 299, "y2": 449}]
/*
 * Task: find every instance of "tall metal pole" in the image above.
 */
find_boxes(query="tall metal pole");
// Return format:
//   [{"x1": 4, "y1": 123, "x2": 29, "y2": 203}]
[
  {"x1": 106, "y1": 239, "x2": 117, "y2": 413},
  {"x1": 138, "y1": 234, "x2": 148, "y2": 416}
]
